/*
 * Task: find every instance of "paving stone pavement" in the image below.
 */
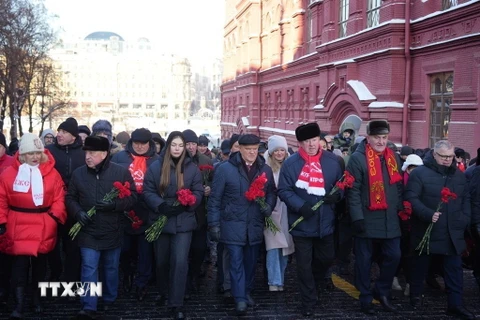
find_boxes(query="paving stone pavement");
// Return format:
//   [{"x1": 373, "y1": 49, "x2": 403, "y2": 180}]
[{"x1": 1, "y1": 248, "x2": 479, "y2": 320}]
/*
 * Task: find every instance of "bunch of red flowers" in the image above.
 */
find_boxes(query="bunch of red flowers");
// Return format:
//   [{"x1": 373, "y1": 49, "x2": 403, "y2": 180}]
[
  {"x1": 398, "y1": 201, "x2": 413, "y2": 221},
  {"x1": 245, "y1": 172, "x2": 267, "y2": 202},
  {"x1": 416, "y1": 187, "x2": 457, "y2": 255},
  {"x1": 126, "y1": 210, "x2": 143, "y2": 230},
  {"x1": 198, "y1": 165, "x2": 214, "y2": 185},
  {"x1": 146, "y1": 189, "x2": 197, "y2": 242},
  {"x1": 69, "y1": 181, "x2": 132, "y2": 240}
]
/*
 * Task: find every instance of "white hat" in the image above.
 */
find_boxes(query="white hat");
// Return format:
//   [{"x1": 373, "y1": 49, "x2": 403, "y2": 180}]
[
  {"x1": 19, "y1": 133, "x2": 45, "y2": 155},
  {"x1": 402, "y1": 154, "x2": 423, "y2": 172},
  {"x1": 267, "y1": 135, "x2": 288, "y2": 155}
]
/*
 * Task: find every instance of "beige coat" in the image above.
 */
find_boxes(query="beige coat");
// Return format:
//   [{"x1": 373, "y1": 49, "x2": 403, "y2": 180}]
[{"x1": 263, "y1": 165, "x2": 295, "y2": 256}]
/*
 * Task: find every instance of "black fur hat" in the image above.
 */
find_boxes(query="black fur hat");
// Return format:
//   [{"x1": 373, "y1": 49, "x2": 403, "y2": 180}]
[
  {"x1": 83, "y1": 136, "x2": 110, "y2": 152},
  {"x1": 366, "y1": 120, "x2": 390, "y2": 135},
  {"x1": 295, "y1": 123, "x2": 321, "y2": 142}
]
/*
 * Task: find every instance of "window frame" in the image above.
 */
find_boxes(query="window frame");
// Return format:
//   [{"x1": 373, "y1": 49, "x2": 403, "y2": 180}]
[
  {"x1": 366, "y1": 0, "x2": 381, "y2": 28},
  {"x1": 339, "y1": 0, "x2": 349, "y2": 38},
  {"x1": 429, "y1": 72, "x2": 454, "y2": 147}
]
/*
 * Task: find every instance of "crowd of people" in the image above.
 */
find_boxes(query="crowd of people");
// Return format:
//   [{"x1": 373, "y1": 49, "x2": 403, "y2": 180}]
[{"x1": 0, "y1": 117, "x2": 479, "y2": 320}]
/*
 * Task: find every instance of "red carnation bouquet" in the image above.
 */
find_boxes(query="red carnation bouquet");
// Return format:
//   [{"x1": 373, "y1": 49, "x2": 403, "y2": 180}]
[
  {"x1": 416, "y1": 187, "x2": 457, "y2": 255},
  {"x1": 145, "y1": 189, "x2": 196, "y2": 242},
  {"x1": 124, "y1": 210, "x2": 143, "y2": 230},
  {"x1": 69, "y1": 181, "x2": 132, "y2": 240},
  {"x1": 245, "y1": 172, "x2": 280, "y2": 235},
  {"x1": 289, "y1": 171, "x2": 355, "y2": 232},
  {"x1": 398, "y1": 201, "x2": 413, "y2": 221}
]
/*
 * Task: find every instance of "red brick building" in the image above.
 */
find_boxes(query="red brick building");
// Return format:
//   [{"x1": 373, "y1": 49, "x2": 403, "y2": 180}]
[{"x1": 221, "y1": 0, "x2": 480, "y2": 155}]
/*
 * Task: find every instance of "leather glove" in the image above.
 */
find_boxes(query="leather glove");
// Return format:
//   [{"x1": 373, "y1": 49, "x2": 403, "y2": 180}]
[
  {"x1": 352, "y1": 219, "x2": 366, "y2": 234},
  {"x1": 95, "y1": 200, "x2": 116, "y2": 212},
  {"x1": 48, "y1": 213, "x2": 61, "y2": 224},
  {"x1": 260, "y1": 204, "x2": 272, "y2": 217},
  {"x1": 323, "y1": 192, "x2": 342, "y2": 204},
  {"x1": 0, "y1": 223, "x2": 6, "y2": 236},
  {"x1": 299, "y1": 203, "x2": 315, "y2": 220},
  {"x1": 209, "y1": 226, "x2": 221, "y2": 242},
  {"x1": 158, "y1": 203, "x2": 185, "y2": 218},
  {"x1": 75, "y1": 210, "x2": 91, "y2": 227}
]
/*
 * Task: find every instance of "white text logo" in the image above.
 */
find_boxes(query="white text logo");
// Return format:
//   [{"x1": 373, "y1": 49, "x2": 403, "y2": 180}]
[{"x1": 38, "y1": 282, "x2": 102, "y2": 297}]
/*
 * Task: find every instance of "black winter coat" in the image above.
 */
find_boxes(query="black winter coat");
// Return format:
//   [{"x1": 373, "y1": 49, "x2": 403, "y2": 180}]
[
  {"x1": 470, "y1": 166, "x2": 480, "y2": 227},
  {"x1": 66, "y1": 157, "x2": 137, "y2": 250},
  {"x1": 143, "y1": 153, "x2": 203, "y2": 234},
  {"x1": 405, "y1": 151, "x2": 471, "y2": 255},
  {"x1": 46, "y1": 136, "x2": 85, "y2": 188},
  {"x1": 111, "y1": 141, "x2": 159, "y2": 234},
  {"x1": 346, "y1": 140, "x2": 403, "y2": 239},
  {"x1": 207, "y1": 152, "x2": 277, "y2": 246},
  {"x1": 191, "y1": 151, "x2": 213, "y2": 229}
]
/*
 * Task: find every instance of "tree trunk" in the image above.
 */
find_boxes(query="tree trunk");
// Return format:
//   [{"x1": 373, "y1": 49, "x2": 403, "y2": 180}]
[
  {"x1": 18, "y1": 113, "x2": 23, "y2": 137},
  {"x1": 0, "y1": 96, "x2": 6, "y2": 132}
]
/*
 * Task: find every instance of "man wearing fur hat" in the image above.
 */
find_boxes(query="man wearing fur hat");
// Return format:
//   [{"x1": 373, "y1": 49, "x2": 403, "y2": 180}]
[
  {"x1": 46, "y1": 117, "x2": 86, "y2": 283},
  {"x1": 346, "y1": 119, "x2": 403, "y2": 315},
  {"x1": 277, "y1": 122, "x2": 343, "y2": 317},
  {"x1": 111, "y1": 128, "x2": 158, "y2": 300},
  {"x1": 183, "y1": 129, "x2": 213, "y2": 295},
  {"x1": 67, "y1": 136, "x2": 136, "y2": 318},
  {"x1": 208, "y1": 134, "x2": 276, "y2": 315}
]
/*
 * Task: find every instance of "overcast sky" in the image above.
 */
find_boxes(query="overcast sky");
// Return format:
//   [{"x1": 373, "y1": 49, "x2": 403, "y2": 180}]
[{"x1": 44, "y1": 0, "x2": 225, "y2": 67}]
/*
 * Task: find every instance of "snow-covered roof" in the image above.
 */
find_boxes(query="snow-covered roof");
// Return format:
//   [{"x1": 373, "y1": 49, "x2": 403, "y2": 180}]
[{"x1": 347, "y1": 80, "x2": 376, "y2": 101}]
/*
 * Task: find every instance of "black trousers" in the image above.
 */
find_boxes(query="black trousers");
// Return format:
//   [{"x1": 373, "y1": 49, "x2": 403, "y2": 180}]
[
  {"x1": 0, "y1": 253, "x2": 12, "y2": 294},
  {"x1": 61, "y1": 229, "x2": 81, "y2": 282},
  {"x1": 188, "y1": 225, "x2": 207, "y2": 280},
  {"x1": 293, "y1": 234, "x2": 334, "y2": 308},
  {"x1": 47, "y1": 228, "x2": 63, "y2": 280},
  {"x1": 11, "y1": 254, "x2": 47, "y2": 288}
]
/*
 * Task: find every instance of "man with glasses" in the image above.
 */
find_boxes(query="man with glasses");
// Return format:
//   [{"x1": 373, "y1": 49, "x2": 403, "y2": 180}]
[
  {"x1": 40, "y1": 129, "x2": 55, "y2": 146},
  {"x1": 405, "y1": 140, "x2": 474, "y2": 319}
]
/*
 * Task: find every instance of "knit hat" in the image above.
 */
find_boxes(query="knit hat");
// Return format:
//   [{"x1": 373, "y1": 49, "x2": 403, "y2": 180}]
[
  {"x1": 220, "y1": 139, "x2": 231, "y2": 154},
  {"x1": 400, "y1": 146, "x2": 414, "y2": 156},
  {"x1": 91, "y1": 120, "x2": 113, "y2": 144},
  {"x1": 454, "y1": 148, "x2": 465, "y2": 159},
  {"x1": 268, "y1": 135, "x2": 288, "y2": 155},
  {"x1": 131, "y1": 128, "x2": 152, "y2": 143},
  {"x1": 401, "y1": 154, "x2": 424, "y2": 172},
  {"x1": 115, "y1": 131, "x2": 130, "y2": 145},
  {"x1": 182, "y1": 129, "x2": 198, "y2": 144},
  {"x1": 229, "y1": 134, "x2": 240, "y2": 150},
  {"x1": 295, "y1": 123, "x2": 321, "y2": 142},
  {"x1": 238, "y1": 134, "x2": 260, "y2": 146},
  {"x1": 57, "y1": 117, "x2": 79, "y2": 137},
  {"x1": 151, "y1": 133, "x2": 165, "y2": 149},
  {"x1": 366, "y1": 120, "x2": 390, "y2": 135},
  {"x1": 19, "y1": 133, "x2": 44, "y2": 155},
  {"x1": 78, "y1": 125, "x2": 91, "y2": 136},
  {"x1": 83, "y1": 136, "x2": 110, "y2": 152},
  {"x1": 0, "y1": 132, "x2": 6, "y2": 149},
  {"x1": 166, "y1": 131, "x2": 185, "y2": 147},
  {"x1": 198, "y1": 135, "x2": 209, "y2": 146}
]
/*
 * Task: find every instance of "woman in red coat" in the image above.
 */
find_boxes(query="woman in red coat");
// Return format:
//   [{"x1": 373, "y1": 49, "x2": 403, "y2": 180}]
[{"x1": 0, "y1": 133, "x2": 66, "y2": 318}]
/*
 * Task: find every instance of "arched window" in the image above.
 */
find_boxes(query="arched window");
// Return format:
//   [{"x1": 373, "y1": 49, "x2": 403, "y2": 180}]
[{"x1": 429, "y1": 72, "x2": 454, "y2": 147}]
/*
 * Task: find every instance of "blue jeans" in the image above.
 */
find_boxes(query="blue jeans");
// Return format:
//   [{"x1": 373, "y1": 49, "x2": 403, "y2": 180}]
[
  {"x1": 226, "y1": 244, "x2": 260, "y2": 303},
  {"x1": 121, "y1": 233, "x2": 153, "y2": 288},
  {"x1": 266, "y1": 249, "x2": 288, "y2": 286},
  {"x1": 80, "y1": 247, "x2": 121, "y2": 311}
]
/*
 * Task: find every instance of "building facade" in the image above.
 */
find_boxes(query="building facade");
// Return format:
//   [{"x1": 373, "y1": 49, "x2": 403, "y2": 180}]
[{"x1": 221, "y1": 0, "x2": 480, "y2": 155}]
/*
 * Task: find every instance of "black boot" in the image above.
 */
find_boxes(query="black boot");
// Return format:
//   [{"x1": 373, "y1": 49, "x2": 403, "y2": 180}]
[
  {"x1": 123, "y1": 273, "x2": 133, "y2": 293},
  {"x1": 32, "y1": 288, "x2": 44, "y2": 313},
  {"x1": 9, "y1": 287, "x2": 24, "y2": 319}
]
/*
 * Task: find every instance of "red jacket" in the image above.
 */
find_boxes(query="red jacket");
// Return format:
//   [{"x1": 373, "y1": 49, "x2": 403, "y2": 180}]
[
  {"x1": 0, "y1": 150, "x2": 67, "y2": 256},
  {"x1": 0, "y1": 153, "x2": 14, "y2": 175}
]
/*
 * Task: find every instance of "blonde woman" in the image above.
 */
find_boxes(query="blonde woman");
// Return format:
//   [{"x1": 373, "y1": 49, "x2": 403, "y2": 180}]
[{"x1": 264, "y1": 135, "x2": 294, "y2": 291}]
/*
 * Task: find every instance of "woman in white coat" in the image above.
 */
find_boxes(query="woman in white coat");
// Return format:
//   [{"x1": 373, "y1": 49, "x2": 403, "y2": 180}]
[{"x1": 263, "y1": 135, "x2": 295, "y2": 291}]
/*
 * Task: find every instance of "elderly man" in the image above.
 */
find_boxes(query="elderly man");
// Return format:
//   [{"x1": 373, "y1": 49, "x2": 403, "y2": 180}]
[
  {"x1": 346, "y1": 120, "x2": 403, "y2": 315},
  {"x1": 406, "y1": 140, "x2": 474, "y2": 319},
  {"x1": 208, "y1": 134, "x2": 276, "y2": 315},
  {"x1": 66, "y1": 136, "x2": 136, "y2": 319},
  {"x1": 278, "y1": 122, "x2": 343, "y2": 317}
]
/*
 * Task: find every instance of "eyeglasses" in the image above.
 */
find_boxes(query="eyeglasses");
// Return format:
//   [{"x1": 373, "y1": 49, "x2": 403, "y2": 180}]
[{"x1": 435, "y1": 152, "x2": 454, "y2": 160}]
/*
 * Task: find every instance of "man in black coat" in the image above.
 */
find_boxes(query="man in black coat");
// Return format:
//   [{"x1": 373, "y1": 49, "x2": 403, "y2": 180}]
[
  {"x1": 406, "y1": 140, "x2": 474, "y2": 319},
  {"x1": 111, "y1": 128, "x2": 159, "y2": 300},
  {"x1": 470, "y1": 164, "x2": 480, "y2": 290},
  {"x1": 346, "y1": 120, "x2": 403, "y2": 315},
  {"x1": 46, "y1": 117, "x2": 86, "y2": 282},
  {"x1": 66, "y1": 136, "x2": 136, "y2": 319}
]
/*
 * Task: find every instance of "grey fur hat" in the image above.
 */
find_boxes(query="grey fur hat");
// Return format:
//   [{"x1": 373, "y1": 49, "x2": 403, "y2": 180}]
[{"x1": 91, "y1": 119, "x2": 113, "y2": 144}]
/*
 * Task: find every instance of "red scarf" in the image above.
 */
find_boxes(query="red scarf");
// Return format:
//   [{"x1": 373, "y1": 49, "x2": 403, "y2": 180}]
[
  {"x1": 296, "y1": 147, "x2": 325, "y2": 196},
  {"x1": 365, "y1": 144, "x2": 402, "y2": 210},
  {"x1": 129, "y1": 155, "x2": 147, "y2": 193}
]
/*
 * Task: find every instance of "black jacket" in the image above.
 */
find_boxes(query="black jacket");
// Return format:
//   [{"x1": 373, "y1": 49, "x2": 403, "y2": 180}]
[
  {"x1": 346, "y1": 140, "x2": 403, "y2": 239},
  {"x1": 191, "y1": 151, "x2": 213, "y2": 229},
  {"x1": 405, "y1": 150, "x2": 471, "y2": 255},
  {"x1": 46, "y1": 136, "x2": 85, "y2": 188},
  {"x1": 470, "y1": 166, "x2": 480, "y2": 227},
  {"x1": 143, "y1": 152, "x2": 203, "y2": 234},
  {"x1": 111, "y1": 140, "x2": 159, "y2": 234},
  {"x1": 66, "y1": 156, "x2": 137, "y2": 250}
]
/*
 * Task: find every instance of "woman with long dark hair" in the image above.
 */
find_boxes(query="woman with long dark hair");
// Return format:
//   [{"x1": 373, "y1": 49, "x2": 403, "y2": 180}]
[{"x1": 143, "y1": 131, "x2": 203, "y2": 320}]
